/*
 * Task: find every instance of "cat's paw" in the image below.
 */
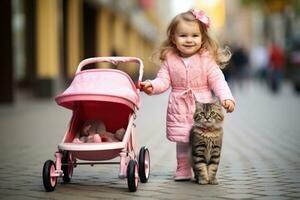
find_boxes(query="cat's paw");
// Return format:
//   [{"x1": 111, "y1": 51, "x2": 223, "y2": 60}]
[
  {"x1": 209, "y1": 178, "x2": 219, "y2": 185},
  {"x1": 197, "y1": 179, "x2": 209, "y2": 185}
]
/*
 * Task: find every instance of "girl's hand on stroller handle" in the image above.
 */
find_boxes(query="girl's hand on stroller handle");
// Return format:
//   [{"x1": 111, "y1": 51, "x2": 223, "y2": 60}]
[{"x1": 140, "y1": 80, "x2": 153, "y2": 94}]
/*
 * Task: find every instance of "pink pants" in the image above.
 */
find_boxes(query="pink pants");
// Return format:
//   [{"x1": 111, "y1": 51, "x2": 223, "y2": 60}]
[{"x1": 176, "y1": 142, "x2": 192, "y2": 177}]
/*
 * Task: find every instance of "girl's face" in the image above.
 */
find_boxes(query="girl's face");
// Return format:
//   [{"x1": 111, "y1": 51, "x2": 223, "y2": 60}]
[{"x1": 172, "y1": 20, "x2": 202, "y2": 57}]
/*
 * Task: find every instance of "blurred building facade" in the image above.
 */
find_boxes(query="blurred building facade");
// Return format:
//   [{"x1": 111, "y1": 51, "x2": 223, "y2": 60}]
[
  {"x1": 223, "y1": 0, "x2": 300, "y2": 84},
  {"x1": 2, "y1": 0, "x2": 300, "y2": 104},
  {"x1": 1, "y1": 0, "x2": 165, "y2": 103}
]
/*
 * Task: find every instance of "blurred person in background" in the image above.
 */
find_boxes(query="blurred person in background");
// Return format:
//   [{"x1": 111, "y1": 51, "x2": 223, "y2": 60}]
[
  {"x1": 250, "y1": 43, "x2": 269, "y2": 84},
  {"x1": 141, "y1": 9, "x2": 235, "y2": 181},
  {"x1": 230, "y1": 44, "x2": 250, "y2": 89},
  {"x1": 285, "y1": 35, "x2": 300, "y2": 94},
  {"x1": 268, "y1": 42, "x2": 285, "y2": 93}
]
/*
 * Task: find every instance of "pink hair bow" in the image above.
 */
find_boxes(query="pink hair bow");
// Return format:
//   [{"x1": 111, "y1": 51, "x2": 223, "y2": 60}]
[{"x1": 191, "y1": 9, "x2": 210, "y2": 28}]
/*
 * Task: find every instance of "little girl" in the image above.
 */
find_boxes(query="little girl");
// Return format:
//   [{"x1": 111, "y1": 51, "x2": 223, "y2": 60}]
[{"x1": 141, "y1": 10, "x2": 235, "y2": 181}]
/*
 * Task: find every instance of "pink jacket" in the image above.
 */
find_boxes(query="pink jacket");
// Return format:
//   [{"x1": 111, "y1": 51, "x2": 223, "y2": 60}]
[{"x1": 150, "y1": 51, "x2": 235, "y2": 143}]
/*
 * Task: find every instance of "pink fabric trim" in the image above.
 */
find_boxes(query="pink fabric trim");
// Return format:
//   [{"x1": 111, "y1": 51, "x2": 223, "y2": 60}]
[
  {"x1": 56, "y1": 94, "x2": 135, "y2": 111},
  {"x1": 55, "y1": 69, "x2": 140, "y2": 110}
]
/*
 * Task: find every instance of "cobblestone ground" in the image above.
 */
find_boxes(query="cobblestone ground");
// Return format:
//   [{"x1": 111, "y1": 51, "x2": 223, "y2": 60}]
[{"x1": 0, "y1": 80, "x2": 299, "y2": 200}]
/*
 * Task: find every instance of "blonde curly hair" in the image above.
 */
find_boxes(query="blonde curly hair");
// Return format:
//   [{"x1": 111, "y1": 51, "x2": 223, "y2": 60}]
[{"x1": 152, "y1": 10, "x2": 231, "y2": 69}]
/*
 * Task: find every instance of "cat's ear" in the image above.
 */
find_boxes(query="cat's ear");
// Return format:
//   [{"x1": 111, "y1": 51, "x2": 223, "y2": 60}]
[
  {"x1": 214, "y1": 100, "x2": 222, "y2": 106},
  {"x1": 195, "y1": 100, "x2": 203, "y2": 110},
  {"x1": 213, "y1": 100, "x2": 223, "y2": 112},
  {"x1": 216, "y1": 101, "x2": 224, "y2": 111}
]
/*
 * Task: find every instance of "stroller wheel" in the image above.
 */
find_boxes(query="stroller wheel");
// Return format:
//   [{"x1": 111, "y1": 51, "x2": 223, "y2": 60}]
[
  {"x1": 138, "y1": 146, "x2": 150, "y2": 183},
  {"x1": 127, "y1": 160, "x2": 139, "y2": 192},
  {"x1": 62, "y1": 151, "x2": 73, "y2": 183},
  {"x1": 42, "y1": 160, "x2": 57, "y2": 192}
]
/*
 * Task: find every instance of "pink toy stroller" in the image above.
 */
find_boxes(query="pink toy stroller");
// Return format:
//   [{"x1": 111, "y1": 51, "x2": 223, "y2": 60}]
[{"x1": 42, "y1": 57, "x2": 150, "y2": 192}]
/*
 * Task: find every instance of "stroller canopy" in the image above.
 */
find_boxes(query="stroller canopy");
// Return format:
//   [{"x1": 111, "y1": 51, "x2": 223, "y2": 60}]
[{"x1": 55, "y1": 69, "x2": 140, "y2": 110}]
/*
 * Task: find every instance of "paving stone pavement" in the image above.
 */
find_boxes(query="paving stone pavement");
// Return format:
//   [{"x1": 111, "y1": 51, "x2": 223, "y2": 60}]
[{"x1": 0, "y1": 80, "x2": 300, "y2": 200}]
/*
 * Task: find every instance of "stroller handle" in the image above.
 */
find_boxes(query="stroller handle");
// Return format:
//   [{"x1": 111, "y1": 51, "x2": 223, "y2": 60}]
[{"x1": 76, "y1": 57, "x2": 144, "y2": 82}]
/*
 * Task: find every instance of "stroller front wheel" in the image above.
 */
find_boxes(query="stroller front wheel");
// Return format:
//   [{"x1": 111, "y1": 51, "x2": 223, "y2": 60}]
[
  {"x1": 127, "y1": 160, "x2": 139, "y2": 192},
  {"x1": 42, "y1": 160, "x2": 57, "y2": 192}
]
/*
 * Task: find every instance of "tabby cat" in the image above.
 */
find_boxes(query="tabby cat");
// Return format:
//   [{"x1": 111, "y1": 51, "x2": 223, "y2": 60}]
[{"x1": 189, "y1": 101, "x2": 224, "y2": 185}]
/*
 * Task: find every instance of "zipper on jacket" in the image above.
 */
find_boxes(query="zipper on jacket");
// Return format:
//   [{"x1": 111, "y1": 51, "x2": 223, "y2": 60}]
[{"x1": 186, "y1": 67, "x2": 190, "y2": 89}]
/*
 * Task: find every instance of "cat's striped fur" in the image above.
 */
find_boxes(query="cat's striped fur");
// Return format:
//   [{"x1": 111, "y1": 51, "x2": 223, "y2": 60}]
[{"x1": 190, "y1": 101, "x2": 224, "y2": 185}]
